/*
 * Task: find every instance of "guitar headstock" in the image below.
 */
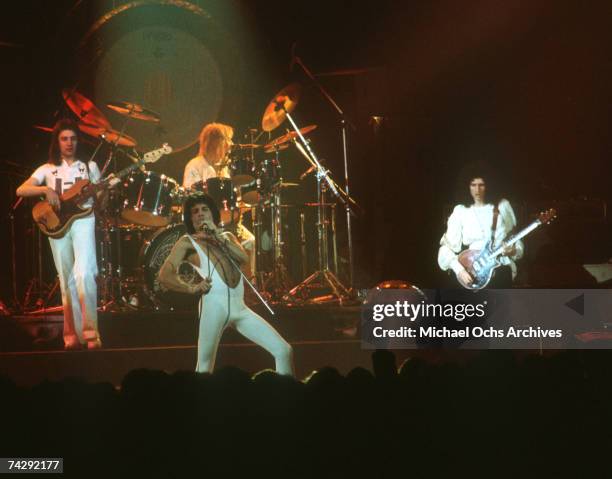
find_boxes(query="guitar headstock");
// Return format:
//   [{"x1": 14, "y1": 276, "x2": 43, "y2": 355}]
[
  {"x1": 143, "y1": 143, "x2": 173, "y2": 164},
  {"x1": 537, "y1": 208, "x2": 557, "y2": 225}
]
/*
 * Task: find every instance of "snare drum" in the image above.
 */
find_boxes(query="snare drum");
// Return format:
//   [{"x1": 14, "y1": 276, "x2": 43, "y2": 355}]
[{"x1": 121, "y1": 171, "x2": 178, "y2": 227}]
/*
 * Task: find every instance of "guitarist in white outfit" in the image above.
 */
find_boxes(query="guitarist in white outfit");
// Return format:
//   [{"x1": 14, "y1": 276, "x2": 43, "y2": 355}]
[
  {"x1": 16, "y1": 119, "x2": 118, "y2": 350},
  {"x1": 438, "y1": 168, "x2": 524, "y2": 289}
]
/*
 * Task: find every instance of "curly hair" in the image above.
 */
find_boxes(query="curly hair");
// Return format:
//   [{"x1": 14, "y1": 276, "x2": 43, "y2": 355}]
[
  {"x1": 182, "y1": 193, "x2": 221, "y2": 234},
  {"x1": 455, "y1": 161, "x2": 503, "y2": 207},
  {"x1": 48, "y1": 118, "x2": 80, "y2": 166}
]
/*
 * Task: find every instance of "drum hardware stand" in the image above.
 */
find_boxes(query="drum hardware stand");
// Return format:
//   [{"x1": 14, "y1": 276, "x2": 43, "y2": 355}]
[
  {"x1": 7, "y1": 196, "x2": 22, "y2": 313},
  {"x1": 255, "y1": 145, "x2": 292, "y2": 300},
  {"x1": 22, "y1": 224, "x2": 61, "y2": 312},
  {"x1": 299, "y1": 212, "x2": 308, "y2": 279},
  {"x1": 292, "y1": 54, "x2": 359, "y2": 291},
  {"x1": 278, "y1": 105, "x2": 352, "y2": 305},
  {"x1": 258, "y1": 187, "x2": 292, "y2": 301},
  {"x1": 98, "y1": 145, "x2": 146, "y2": 312}
]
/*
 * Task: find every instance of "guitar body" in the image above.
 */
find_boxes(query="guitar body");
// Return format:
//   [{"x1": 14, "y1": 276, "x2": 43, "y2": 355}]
[
  {"x1": 453, "y1": 208, "x2": 556, "y2": 290},
  {"x1": 31, "y1": 144, "x2": 173, "y2": 239},
  {"x1": 457, "y1": 241, "x2": 500, "y2": 290},
  {"x1": 32, "y1": 179, "x2": 94, "y2": 239}
]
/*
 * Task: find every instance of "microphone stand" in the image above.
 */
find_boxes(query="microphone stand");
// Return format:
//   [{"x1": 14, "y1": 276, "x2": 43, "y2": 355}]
[{"x1": 292, "y1": 55, "x2": 359, "y2": 290}]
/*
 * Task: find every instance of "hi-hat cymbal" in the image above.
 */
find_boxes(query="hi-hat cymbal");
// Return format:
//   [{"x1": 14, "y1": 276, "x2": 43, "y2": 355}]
[
  {"x1": 62, "y1": 89, "x2": 111, "y2": 129},
  {"x1": 264, "y1": 125, "x2": 317, "y2": 149},
  {"x1": 261, "y1": 83, "x2": 301, "y2": 132},
  {"x1": 78, "y1": 124, "x2": 137, "y2": 147},
  {"x1": 233, "y1": 143, "x2": 261, "y2": 149},
  {"x1": 106, "y1": 101, "x2": 161, "y2": 123},
  {"x1": 263, "y1": 143, "x2": 289, "y2": 154}
]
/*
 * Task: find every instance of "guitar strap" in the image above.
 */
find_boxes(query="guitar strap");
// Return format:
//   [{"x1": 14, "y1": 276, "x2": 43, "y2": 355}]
[{"x1": 490, "y1": 204, "x2": 499, "y2": 247}]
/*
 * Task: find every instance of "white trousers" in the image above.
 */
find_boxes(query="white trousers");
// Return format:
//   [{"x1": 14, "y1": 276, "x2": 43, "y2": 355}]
[
  {"x1": 48, "y1": 215, "x2": 99, "y2": 346},
  {"x1": 196, "y1": 289, "x2": 294, "y2": 376}
]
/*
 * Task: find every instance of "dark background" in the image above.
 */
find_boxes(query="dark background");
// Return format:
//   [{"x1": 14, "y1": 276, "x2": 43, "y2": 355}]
[{"x1": 1, "y1": 0, "x2": 611, "y2": 306}]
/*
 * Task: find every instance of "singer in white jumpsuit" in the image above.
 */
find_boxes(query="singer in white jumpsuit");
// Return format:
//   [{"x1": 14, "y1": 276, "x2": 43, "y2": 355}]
[{"x1": 158, "y1": 194, "x2": 294, "y2": 375}]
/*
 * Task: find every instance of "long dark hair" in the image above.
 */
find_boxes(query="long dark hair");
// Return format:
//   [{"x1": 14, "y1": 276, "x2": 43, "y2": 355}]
[
  {"x1": 182, "y1": 193, "x2": 221, "y2": 234},
  {"x1": 455, "y1": 161, "x2": 503, "y2": 207},
  {"x1": 48, "y1": 118, "x2": 80, "y2": 166}
]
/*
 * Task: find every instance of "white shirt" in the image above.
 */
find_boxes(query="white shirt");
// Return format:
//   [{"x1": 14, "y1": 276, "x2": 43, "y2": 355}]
[
  {"x1": 438, "y1": 199, "x2": 524, "y2": 279},
  {"x1": 31, "y1": 159, "x2": 101, "y2": 209},
  {"x1": 183, "y1": 155, "x2": 229, "y2": 188}
]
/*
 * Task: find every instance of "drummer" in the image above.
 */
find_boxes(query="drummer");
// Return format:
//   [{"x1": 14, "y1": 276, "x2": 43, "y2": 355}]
[{"x1": 183, "y1": 122, "x2": 256, "y2": 279}]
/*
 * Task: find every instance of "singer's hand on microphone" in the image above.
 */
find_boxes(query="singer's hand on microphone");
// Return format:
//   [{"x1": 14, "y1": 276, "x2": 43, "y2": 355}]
[{"x1": 194, "y1": 221, "x2": 222, "y2": 242}]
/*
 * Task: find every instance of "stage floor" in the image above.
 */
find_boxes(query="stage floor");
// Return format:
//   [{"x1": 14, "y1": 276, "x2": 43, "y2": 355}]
[{"x1": 0, "y1": 304, "x2": 372, "y2": 386}]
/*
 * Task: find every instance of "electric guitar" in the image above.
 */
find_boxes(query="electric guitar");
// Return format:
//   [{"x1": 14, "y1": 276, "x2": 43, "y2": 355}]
[
  {"x1": 456, "y1": 208, "x2": 557, "y2": 290},
  {"x1": 32, "y1": 144, "x2": 172, "y2": 238}
]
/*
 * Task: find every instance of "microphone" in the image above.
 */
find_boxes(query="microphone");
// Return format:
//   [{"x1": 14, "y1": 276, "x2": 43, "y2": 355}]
[
  {"x1": 200, "y1": 223, "x2": 215, "y2": 235},
  {"x1": 300, "y1": 164, "x2": 316, "y2": 181}
]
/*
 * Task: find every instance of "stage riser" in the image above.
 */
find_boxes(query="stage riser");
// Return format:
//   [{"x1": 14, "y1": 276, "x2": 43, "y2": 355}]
[
  {"x1": 0, "y1": 341, "x2": 370, "y2": 387},
  {"x1": 0, "y1": 306, "x2": 360, "y2": 352}
]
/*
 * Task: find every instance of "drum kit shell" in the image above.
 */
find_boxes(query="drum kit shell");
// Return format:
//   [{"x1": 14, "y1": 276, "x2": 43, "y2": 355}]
[{"x1": 35, "y1": 85, "x2": 331, "y2": 310}]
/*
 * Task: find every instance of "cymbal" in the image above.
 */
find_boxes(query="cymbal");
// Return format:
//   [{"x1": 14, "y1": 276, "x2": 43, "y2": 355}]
[
  {"x1": 261, "y1": 83, "x2": 301, "y2": 132},
  {"x1": 62, "y1": 89, "x2": 111, "y2": 129},
  {"x1": 107, "y1": 101, "x2": 161, "y2": 123},
  {"x1": 263, "y1": 143, "x2": 289, "y2": 154},
  {"x1": 264, "y1": 125, "x2": 317, "y2": 149},
  {"x1": 32, "y1": 124, "x2": 99, "y2": 147},
  {"x1": 278, "y1": 182, "x2": 299, "y2": 188},
  {"x1": 78, "y1": 123, "x2": 137, "y2": 147},
  {"x1": 233, "y1": 143, "x2": 261, "y2": 149},
  {"x1": 33, "y1": 125, "x2": 53, "y2": 133}
]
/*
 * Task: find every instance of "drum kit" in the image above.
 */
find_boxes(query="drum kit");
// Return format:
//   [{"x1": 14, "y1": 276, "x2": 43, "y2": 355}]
[{"x1": 36, "y1": 82, "x2": 358, "y2": 311}]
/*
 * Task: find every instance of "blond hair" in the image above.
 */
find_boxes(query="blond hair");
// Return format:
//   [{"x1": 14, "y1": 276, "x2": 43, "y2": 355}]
[{"x1": 198, "y1": 122, "x2": 234, "y2": 160}]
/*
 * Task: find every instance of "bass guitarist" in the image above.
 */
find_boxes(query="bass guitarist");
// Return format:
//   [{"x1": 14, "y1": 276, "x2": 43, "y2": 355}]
[
  {"x1": 438, "y1": 164, "x2": 523, "y2": 289},
  {"x1": 16, "y1": 118, "x2": 118, "y2": 350}
]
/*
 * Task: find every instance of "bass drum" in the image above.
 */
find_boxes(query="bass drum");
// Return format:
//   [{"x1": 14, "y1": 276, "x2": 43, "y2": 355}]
[{"x1": 140, "y1": 223, "x2": 199, "y2": 311}]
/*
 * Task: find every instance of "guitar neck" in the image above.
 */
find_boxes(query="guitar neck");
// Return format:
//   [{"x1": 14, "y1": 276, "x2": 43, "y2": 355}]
[
  {"x1": 490, "y1": 219, "x2": 542, "y2": 257},
  {"x1": 110, "y1": 159, "x2": 145, "y2": 182},
  {"x1": 73, "y1": 145, "x2": 170, "y2": 202},
  {"x1": 86, "y1": 159, "x2": 145, "y2": 197}
]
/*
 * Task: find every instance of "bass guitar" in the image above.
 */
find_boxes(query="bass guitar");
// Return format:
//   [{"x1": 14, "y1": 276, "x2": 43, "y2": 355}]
[
  {"x1": 32, "y1": 144, "x2": 172, "y2": 238},
  {"x1": 456, "y1": 208, "x2": 557, "y2": 290}
]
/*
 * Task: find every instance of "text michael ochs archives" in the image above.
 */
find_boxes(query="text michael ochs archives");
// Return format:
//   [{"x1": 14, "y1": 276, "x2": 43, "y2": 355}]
[{"x1": 363, "y1": 296, "x2": 563, "y2": 345}]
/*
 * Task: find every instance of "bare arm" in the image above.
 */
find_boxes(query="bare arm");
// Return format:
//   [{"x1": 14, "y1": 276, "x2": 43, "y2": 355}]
[
  {"x1": 17, "y1": 177, "x2": 52, "y2": 198},
  {"x1": 17, "y1": 177, "x2": 60, "y2": 207},
  {"x1": 158, "y1": 237, "x2": 211, "y2": 294},
  {"x1": 193, "y1": 229, "x2": 248, "y2": 266},
  {"x1": 219, "y1": 231, "x2": 249, "y2": 265}
]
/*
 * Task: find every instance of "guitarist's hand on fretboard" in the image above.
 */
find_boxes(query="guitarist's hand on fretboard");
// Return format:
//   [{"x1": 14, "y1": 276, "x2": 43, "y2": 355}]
[
  {"x1": 106, "y1": 173, "x2": 121, "y2": 188},
  {"x1": 502, "y1": 243, "x2": 516, "y2": 257}
]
